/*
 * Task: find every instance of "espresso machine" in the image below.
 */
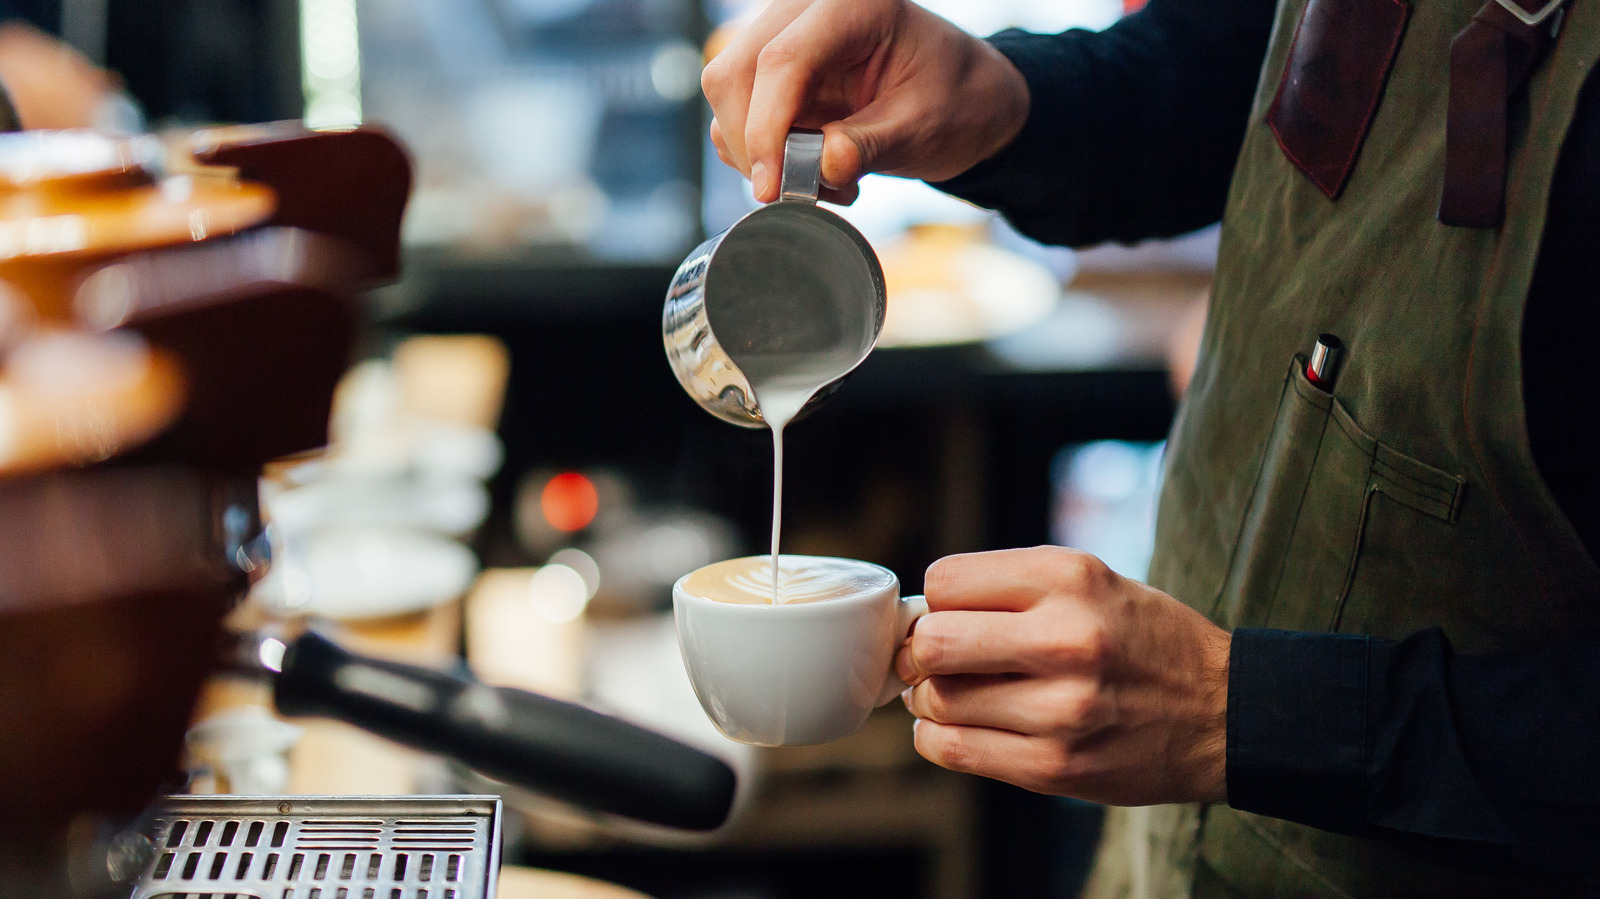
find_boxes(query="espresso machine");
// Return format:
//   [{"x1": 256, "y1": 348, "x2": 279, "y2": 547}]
[{"x1": 0, "y1": 124, "x2": 735, "y2": 899}]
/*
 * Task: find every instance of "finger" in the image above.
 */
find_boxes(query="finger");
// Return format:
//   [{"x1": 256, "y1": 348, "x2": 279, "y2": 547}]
[
  {"x1": 820, "y1": 120, "x2": 873, "y2": 191},
  {"x1": 897, "y1": 610, "x2": 1023, "y2": 682},
  {"x1": 903, "y1": 673, "x2": 1106, "y2": 735},
  {"x1": 924, "y1": 545, "x2": 1110, "y2": 612},
  {"x1": 897, "y1": 606, "x2": 1106, "y2": 682},
  {"x1": 912, "y1": 719, "x2": 1073, "y2": 794},
  {"x1": 811, "y1": 41, "x2": 893, "y2": 190},
  {"x1": 702, "y1": 0, "x2": 815, "y2": 176},
  {"x1": 709, "y1": 119, "x2": 734, "y2": 167},
  {"x1": 807, "y1": 92, "x2": 864, "y2": 201},
  {"x1": 744, "y1": 1, "x2": 865, "y2": 202},
  {"x1": 824, "y1": 90, "x2": 939, "y2": 182},
  {"x1": 818, "y1": 181, "x2": 860, "y2": 206}
]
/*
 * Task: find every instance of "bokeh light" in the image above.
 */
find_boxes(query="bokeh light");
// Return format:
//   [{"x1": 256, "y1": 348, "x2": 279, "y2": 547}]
[{"x1": 541, "y1": 471, "x2": 599, "y2": 532}]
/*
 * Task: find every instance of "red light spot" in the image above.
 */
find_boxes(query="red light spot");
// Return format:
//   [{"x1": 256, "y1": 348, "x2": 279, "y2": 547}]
[{"x1": 542, "y1": 472, "x2": 598, "y2": 532}]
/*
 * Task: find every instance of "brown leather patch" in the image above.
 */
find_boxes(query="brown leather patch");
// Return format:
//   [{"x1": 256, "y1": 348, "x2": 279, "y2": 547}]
[{"x1": 1268, "y1": 0, "x2": 1412, "y2": 198}]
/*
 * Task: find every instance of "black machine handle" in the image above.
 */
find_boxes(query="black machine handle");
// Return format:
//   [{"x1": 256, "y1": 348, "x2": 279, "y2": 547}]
[{"x1": 273, "y1": 632, "x2": 736, "y2": 831}]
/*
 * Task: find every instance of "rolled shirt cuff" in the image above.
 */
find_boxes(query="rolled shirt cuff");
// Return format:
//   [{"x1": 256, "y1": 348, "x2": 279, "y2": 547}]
[{"x1": 1226, "y1": 628, "x2": 1373, "y2": 833}]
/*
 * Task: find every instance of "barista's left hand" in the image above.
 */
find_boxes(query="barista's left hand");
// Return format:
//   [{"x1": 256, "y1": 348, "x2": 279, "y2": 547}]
[{"x1": 896, "y1": 546, "x2": 1231, "y2": 805}]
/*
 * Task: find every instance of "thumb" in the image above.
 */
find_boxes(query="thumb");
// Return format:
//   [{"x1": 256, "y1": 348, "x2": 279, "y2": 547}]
[
  {"x1": 821, "y1": 88, "x2": 929, "y2": 187},
  {"x1": 819, "y1": 118, "x2": 880, "y2": 190}
]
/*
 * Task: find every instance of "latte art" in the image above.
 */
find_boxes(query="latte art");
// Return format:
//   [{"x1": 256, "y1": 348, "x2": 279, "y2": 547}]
[{"x1": 681, "y1": 555, "x2": 895, "y2": 605}]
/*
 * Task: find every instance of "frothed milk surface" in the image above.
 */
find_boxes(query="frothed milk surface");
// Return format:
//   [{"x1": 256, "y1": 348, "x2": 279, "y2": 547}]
[{"x1": 681, "y1": 555, "x2": 895, "y2": 605}]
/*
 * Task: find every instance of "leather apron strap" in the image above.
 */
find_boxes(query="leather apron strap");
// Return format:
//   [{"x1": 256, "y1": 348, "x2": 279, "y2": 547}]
[{"x1": 1441, "y1": 0, "x2": 1570, "y2": 226}]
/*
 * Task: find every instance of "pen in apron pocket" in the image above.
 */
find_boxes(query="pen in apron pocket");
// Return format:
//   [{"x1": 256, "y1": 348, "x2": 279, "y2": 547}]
[{"x1": 1306, "y1": 334, "x2": 1344, "y2": 390}]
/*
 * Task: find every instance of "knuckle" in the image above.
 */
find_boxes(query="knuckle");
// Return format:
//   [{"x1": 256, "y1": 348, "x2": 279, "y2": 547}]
[
  {"x1": 924, "y1": 556, "x2": 960, "y2": 598},
  {"x1": 1071, "y1": 621, "x2": 1112, "y2": 668},
  {"x1": 921, "y1": 680, "x2": 952, "y2": 721},
  {"x1": 911, "y1": 624, "x2": 948, "y2": 673},
  {"x1": 1044, "y1": 743, "x2": 1090, "y2": 785},
  {"x1": 699, "y1": 58, "x2": 730, "y2": 95},
  {"x1": 935, "y1": 728, "x2": 984, "y2": 773},
  {"x1": 755, "y1": 38, "x2": 800, "y2": 72},
  {"x1": 1036, "y1": 620, "x2": 1107, "y2": 671},
  {"x1": 1055, "y1": 550, "x2": 1099, "y2": 588},
  {"x1": 1082, "y1": 553, "x2": 1117, "y2": 589},
  {"x1": 1050, "y1": 681, "x2": 1100, "y2": 728}
]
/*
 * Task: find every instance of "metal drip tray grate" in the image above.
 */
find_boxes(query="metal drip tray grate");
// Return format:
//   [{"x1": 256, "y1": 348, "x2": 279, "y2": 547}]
[{"x1": 131, "y1": 795, "x2": 501, "y2": 899}]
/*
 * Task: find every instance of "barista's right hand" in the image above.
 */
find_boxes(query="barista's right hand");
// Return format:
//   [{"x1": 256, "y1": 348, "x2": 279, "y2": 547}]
[{"x1": 702, "y1": 0, "x2": 1030, "y2": 205}]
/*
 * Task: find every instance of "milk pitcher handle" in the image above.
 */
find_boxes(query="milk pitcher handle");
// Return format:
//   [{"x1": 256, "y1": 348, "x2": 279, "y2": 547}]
[{"x1": 778, "y1": 129, "x2": 824, "y2": 204}]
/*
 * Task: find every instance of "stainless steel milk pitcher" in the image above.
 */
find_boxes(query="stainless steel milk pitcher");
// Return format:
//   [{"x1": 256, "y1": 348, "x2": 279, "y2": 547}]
[{"x1": 664, "y1": 130, "x2": 886, "y2": 428}]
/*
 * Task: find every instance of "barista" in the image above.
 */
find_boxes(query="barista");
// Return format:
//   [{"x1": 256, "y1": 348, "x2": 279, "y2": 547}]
[{"x1": 703, "y1": 0, "x2": 1600, "y2": 894}]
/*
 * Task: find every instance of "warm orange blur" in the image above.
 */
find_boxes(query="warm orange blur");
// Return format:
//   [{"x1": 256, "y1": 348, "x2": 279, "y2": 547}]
[{"x1": 542, "y1": 471, "x2": 600, "y2": 532}]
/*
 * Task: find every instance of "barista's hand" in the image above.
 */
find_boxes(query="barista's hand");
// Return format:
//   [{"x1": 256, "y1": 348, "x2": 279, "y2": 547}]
[
  {"x1": 896, "y1": 546, "x2": 1231, "y2": 806},
  {"x1": 701, "y1": 0, "x2": 1029, "y2": 204},
  {"x1": 0, "y1": 23, "x2": 121, "y2": 130}
]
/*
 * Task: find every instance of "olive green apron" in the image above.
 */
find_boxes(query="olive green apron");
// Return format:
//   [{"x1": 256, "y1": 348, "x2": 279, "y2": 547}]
[{"x1": 1085, "y1": 0, "x2": 1600, "y2": 892}]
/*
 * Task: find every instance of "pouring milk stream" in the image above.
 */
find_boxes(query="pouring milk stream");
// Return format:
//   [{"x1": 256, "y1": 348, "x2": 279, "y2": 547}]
[
  {"x1": 662, "y1": 130, "x2": 886, "y2": 600},
  {"x1": 742, "y1": 352, "x2": 867, "y2": 598}
]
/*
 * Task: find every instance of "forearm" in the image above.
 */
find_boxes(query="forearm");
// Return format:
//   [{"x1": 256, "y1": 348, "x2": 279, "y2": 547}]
[
  {"x1": 931, "y1": 0, "x2": 1276, "y2": 247},
  {"x1": 1229, "y1": 627, "x2": 1600, "y2": 871}
]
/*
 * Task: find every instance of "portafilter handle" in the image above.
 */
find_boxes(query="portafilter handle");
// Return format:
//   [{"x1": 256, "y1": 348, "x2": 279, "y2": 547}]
[{"x1": 247, "y1": 631, "x2": 736, "y2": 832}]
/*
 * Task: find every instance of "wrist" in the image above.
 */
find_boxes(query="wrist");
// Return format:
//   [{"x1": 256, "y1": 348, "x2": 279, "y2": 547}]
[
  {"x1": 926, "y1": 32, "x2": 1039, "y2": 189},
  {"x1": 970, "y1": 40, "x2": 1031, "y2": 168},
  {"x1": 1190, "y1": 625, "x2": 1232, "y2": 803}
]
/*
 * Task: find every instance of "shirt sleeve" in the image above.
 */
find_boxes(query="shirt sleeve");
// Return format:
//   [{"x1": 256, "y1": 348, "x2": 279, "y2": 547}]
[
  {"x1": 1227, "y1": 627, "x2": 1600, "y2": 874},
  {"x1": 928, "y1": 0, "x2": 1277, "y2": 248}
]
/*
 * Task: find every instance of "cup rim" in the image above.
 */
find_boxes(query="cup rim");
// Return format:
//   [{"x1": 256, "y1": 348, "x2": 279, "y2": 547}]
[{"x1": 672, "y1": 555, "x2": 898, "y2": 610}]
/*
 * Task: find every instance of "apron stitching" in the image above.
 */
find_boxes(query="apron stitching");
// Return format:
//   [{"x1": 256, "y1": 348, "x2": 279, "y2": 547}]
[
  {"x1": 1332, "y1": 485, "x2": 1380, "y2": 631},
  {"x1": 1330, "y1": 422, "x2": 1381, "y2": 633},
  {"x1": 1328, "y1": 401, "x2": 1375, "y2": 452},
  {"x1": 1370, "y1": 449, "x2": 1457, "y2": 494},
  {"x1": 1235, "y1": 813, "x2": 1361, "y2": 899},
  {"x1": 1373, "y1": 473, "x2": 1450, "y2": 509},
  {"x1": 1372, "y1": 474, "x2": 1453, "y2": 519},
  {"x1": 1263, "y1": 402, "x2": 1335, "y2": 627},
  {"x1": 1371, "y1": 459, "x2": 1455, "y2": 506}
]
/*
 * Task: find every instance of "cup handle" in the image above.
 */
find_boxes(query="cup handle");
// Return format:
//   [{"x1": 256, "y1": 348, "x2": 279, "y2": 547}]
[
  {"x1": 876, "y1": 594, "x2": 929, "y2": 707},
  {"x1": 778, "y1": 129, "x2": 824, "y2": 204}
]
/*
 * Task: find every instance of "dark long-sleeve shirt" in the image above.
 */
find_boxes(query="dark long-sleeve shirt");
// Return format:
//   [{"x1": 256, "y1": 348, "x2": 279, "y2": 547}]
[
  {"x1": 0, "y1": 1, "x2": 58, "y2": 31},
  {"x1": 932, "y1": 0, "x2": 1600, "y2": 868}
]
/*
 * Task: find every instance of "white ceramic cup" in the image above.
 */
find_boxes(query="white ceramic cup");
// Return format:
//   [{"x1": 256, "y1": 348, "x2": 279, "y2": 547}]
[{"x1": 672, "y1": 555, "x2": 928, "y2": 746}]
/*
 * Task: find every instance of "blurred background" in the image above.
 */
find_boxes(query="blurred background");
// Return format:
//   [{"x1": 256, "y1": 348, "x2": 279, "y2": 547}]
[{"x1": 0, "y1": 0, "x2": 1217, "y2": 896}]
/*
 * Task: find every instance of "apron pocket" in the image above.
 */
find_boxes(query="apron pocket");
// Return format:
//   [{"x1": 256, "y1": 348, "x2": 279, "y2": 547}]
[
  {"x1": 1216, "y1": 355, "x2": 1369, "y2": 623},
  {"x1": 1215, "y1": 355, "x2": 1464, "y2": 633},
  {"x1": 1267, "y1": 0, "x2": 1412, "y2": 198},
  {"x1": 1323, "y1": 399, "x2": 1467, "y2": 633}
]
